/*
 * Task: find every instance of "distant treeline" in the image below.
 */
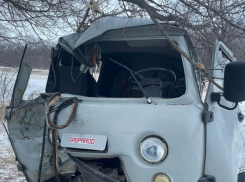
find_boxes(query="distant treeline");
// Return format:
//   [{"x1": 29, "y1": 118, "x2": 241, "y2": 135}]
[
  {"x1": 0, "y1": 36, "x2": 245, "y2": 70},
  {"x1": 0, "y1": 43, "x2": 52, "y2": 69}
]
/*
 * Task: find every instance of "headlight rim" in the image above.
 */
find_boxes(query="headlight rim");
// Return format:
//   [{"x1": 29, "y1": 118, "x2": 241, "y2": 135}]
[{"x1": 139, "y1": 135, "x2": 168, "y2": 164}]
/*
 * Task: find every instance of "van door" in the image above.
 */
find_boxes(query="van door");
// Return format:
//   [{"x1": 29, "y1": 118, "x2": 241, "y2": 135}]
[{"x1": 204, "y1": 41, "x2": 244, "y2": 182}]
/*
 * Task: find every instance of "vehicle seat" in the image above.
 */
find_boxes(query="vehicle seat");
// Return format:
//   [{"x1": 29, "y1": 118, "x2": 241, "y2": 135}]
[{"x1": 111, "y1": 71, "x2": 143, "y2": 98}]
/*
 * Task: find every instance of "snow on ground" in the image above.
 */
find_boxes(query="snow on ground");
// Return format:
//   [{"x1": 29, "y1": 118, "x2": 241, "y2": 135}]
[
  {"x1": 0, "y1": 124, "x2": 26, "y2": 182},
  {"x1": 240, "y1": 103, "x2": 245, "y2": 115},
  {"x1": 23, "y1": 70, "x2": 49, "y2": 100},
  {"x1": 0, "y1": 69, "x2": 48, "y2": 182}
]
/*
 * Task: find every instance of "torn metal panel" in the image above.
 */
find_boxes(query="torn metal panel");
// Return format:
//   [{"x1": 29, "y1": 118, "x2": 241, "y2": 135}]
[
  {"x1": 6, "y1": 97, "x2": 76, "y2": 182},
  {"x1": 10, "y1": 62, "x2": 32, "y2": 108}
]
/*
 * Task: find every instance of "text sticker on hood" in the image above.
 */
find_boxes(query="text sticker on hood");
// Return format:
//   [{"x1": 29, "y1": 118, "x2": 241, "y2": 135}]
[{"x1": 61, "y1": 133, "x2": 107, "y2": 151}]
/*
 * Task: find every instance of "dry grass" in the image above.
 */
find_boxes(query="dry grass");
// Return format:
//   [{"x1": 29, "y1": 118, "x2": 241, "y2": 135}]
[{"x1": 0, "y1": 106, "x2": 6, "y2": 122}]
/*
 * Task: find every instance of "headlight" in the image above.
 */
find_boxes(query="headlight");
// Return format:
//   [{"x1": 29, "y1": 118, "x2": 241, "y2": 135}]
[{"x1": 140, "y1": 137, "x2": 168, "y2": 164}]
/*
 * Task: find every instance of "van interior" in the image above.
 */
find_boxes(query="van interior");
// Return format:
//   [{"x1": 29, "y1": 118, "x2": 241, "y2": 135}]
[{"x1": 46, "y1": 38, "x2": 186, "y2": 99}]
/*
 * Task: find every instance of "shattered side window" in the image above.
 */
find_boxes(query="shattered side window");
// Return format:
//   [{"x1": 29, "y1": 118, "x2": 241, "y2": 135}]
[
  {"x1": 213, "y1": 50, "x2": 232, "y2": 92},
  {"x1": 198, "y1": 71, "x2": 208, "y2": 102}
]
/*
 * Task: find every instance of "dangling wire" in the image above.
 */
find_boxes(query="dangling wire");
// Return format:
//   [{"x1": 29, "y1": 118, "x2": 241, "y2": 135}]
[{"x1": 38, "y1": 93, "x2": 79, "y2": 182}]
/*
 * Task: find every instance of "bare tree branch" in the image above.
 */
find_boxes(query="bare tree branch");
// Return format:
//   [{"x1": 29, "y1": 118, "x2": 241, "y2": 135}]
[{"x1": 138, "y1": 0, "x2": 224, "y2": 90}]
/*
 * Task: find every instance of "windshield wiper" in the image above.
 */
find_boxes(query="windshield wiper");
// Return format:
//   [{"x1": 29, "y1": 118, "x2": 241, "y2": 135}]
[{"x1": 108, "y1": 58, "x2": 152, "y2": 104}]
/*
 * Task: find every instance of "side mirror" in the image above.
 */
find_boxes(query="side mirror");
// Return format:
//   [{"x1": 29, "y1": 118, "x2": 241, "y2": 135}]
[{"x1": 224, "y1": 61, "x2": 245, "y2": 102}]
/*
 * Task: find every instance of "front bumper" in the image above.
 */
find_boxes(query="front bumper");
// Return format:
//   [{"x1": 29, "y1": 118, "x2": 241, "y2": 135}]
[{"x1": 68, "y1": 154, "x2": 120, "y2": 182}]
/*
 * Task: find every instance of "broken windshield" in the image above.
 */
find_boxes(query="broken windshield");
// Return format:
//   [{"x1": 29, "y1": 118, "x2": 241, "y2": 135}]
[
  {"x1": 46, "y1": 24, "x2": 186, "y2": 99},
  {"x1": 46, "y1": 36, "x2": 186, "y2": 99}
]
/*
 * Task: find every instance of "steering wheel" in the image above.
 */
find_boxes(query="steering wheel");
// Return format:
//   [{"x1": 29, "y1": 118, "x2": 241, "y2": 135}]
[{"x1": 128, "y1": 68, "x2": 177, "y2": 86}]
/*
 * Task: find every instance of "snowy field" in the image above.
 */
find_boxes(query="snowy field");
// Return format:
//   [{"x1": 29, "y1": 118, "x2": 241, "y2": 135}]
[
  {"x1": 0, "y1": 68, "x2": 48, "y2": 182},
  {"x1": 0, "y1": 68, "x2": 245, "y2": 181}
]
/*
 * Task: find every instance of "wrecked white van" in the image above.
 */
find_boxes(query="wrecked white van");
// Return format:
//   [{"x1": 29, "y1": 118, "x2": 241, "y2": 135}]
[{"x1": 4, "y1": 17, "x2": 245, "y2": 182}]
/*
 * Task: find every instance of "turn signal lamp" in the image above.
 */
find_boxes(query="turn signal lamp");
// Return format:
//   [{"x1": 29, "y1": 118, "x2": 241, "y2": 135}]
[{"x1": 154, "y1": 174, "x2": 171, "y2": 182}]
